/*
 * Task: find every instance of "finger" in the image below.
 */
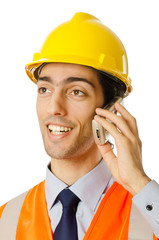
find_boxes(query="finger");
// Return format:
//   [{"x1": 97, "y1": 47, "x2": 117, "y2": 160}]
[
  {"x1": 115, "y1": 102, "x2": 141, "y2": 143},
  {"x1": 94, "y1": 114, "x2": 124, "y2": 140},
  {"x1": 95, "y1": 108, "x2": 134, "y2": 140}
]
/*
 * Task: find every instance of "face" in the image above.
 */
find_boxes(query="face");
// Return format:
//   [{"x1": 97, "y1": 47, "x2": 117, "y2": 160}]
[{"x1": 36, "y1": 63, "x2": 104, "y2": 160}]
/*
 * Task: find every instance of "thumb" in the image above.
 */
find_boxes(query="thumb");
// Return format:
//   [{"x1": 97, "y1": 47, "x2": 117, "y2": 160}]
[{"x1": 97, "y1": 141, "x2": 116, "y2": 165}]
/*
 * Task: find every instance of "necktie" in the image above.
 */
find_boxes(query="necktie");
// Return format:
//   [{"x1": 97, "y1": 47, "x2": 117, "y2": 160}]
[{"x1": 53, "y1": 188, "x2": 80, "y2": 240}]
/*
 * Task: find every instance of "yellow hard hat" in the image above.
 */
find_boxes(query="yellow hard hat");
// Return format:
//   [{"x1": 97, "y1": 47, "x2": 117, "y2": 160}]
[{"x1": 25, "y1": 12, "x2": 132, "y2": 95}]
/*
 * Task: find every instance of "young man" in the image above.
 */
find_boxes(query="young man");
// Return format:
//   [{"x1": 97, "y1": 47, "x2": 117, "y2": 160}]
[{"x1": 0, "y1": 12, "x2": 159, "y2": 240}]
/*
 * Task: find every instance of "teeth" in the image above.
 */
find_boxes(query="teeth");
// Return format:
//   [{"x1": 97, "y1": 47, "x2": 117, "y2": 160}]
[
  {"x1": 48, "y1": 125, "x2": 72, "y2": 134},
  {"x1": 56, "y1": 126, "x2": 60, "y2": 132}
]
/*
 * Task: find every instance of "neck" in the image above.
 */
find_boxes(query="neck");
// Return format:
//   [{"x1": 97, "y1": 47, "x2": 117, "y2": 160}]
[{"x1": 51, "y1": 145, "x2": 102, "y2": 185}]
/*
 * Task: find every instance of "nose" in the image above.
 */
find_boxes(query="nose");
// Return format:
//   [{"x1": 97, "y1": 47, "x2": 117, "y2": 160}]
[{"x1": 47, "y1": 91, "x2": 67, "y2": 117}]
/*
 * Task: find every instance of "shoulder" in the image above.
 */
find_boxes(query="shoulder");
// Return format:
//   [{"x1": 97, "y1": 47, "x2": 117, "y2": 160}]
[{"x1": 0, "y1": 180, "x2": 45, "y2": 218}]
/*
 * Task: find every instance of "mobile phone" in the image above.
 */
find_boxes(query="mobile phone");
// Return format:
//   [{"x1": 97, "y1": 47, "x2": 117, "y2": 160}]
[{"x1": 92, "y1": 96, "x2": 122, "y2": 145}]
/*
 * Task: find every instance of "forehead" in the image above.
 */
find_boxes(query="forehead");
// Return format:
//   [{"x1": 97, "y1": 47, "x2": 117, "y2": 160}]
[{"x1": 39, "y1": 62, "x2": 99, "y2": 84}]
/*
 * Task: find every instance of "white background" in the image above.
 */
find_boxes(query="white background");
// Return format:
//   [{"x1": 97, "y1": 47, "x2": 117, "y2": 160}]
[{"x1": 0, "y1": 0, "x2": 159, "y2": 205}]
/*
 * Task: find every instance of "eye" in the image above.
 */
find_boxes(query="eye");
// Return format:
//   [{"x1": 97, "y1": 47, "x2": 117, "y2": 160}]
[
  {"x1": 71, "y1": 90, "x2": 85, "y2": 96},
  {"x1": 38, "y1": 87, "x2": 51, "y2": 94}
]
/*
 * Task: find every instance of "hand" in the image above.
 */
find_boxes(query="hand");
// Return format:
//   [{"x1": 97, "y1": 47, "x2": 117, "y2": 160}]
[{"x1": 94, "y1": 102, "x2": 151, "y2": 196}]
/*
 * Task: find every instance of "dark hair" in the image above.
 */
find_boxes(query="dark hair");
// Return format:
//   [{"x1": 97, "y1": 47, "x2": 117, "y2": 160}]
[{"x1": 97, "y1": 70, "x2": 126, "y2": 107}]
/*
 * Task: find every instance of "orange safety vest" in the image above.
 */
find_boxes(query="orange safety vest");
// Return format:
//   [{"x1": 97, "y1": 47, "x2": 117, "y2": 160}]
[{"x1": 0, "y1": 180, "x2": 158, "y2": 240}]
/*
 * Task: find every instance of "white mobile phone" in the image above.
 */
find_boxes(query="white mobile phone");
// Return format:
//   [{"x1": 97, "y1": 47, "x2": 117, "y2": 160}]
[{"x1": 92, "y1": 96, "x2": 122, "y2": 145}]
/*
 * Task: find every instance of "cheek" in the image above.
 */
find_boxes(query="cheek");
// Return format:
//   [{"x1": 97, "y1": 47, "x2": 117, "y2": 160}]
[
  {"x1": 36, "y1": 99, "x2": 46, "y2": 123},
  {"x1": 69, "y1": 98, "x2": 96, "y2": 113},
  {"x1": 75, "y1": 106, "x2": 96, "y2": 131}
]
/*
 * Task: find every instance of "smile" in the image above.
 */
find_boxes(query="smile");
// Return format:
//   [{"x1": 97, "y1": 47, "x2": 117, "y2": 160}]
[{"x1": 48, "y1": 125, "x2": 73, "y2": 135}]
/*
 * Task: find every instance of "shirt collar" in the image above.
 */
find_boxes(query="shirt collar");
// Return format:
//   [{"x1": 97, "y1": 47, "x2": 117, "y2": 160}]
[
  {"x1": 45, "y1": 163, "x2": 67, "y2": 211},
  {"x1": 45, "y1": 159, "x2": 112, "y2": 212}
]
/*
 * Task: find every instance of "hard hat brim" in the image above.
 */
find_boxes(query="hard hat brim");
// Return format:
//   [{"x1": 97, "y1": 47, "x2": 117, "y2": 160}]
[{"x1": 25, "y1": 55, "x2": 132, "y2": 96}]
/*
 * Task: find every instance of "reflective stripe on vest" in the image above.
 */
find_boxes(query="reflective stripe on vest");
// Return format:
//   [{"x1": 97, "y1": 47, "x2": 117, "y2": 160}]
[
  {"x1": 0, "y1": 182, "x2": 156, "y2": 240},
  {"x1": 0, "y1": 190, "x2": 29, "y2": 240}
]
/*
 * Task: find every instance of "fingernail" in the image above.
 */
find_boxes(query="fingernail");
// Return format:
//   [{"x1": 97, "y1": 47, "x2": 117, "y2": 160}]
[
  {"x1": 94, "y1": 115, "x2": 101, "y2": 120},
  {"x1": 96, "y1": 108, "x2": 102, "y2": 113}
]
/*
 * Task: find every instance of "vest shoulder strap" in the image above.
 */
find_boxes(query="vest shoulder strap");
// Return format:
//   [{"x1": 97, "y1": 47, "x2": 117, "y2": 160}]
[
  {"x1": 0, "y1": 190, "x2": 29, "y2": 240},
  {"x1": 129, "y1": 203, "x2": 153, "y2": 240}
]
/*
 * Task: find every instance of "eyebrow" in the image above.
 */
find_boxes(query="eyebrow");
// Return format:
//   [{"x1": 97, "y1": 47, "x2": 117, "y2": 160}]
[{"x1": 37, "y1": 76, "x2": 95, "y2": 89}]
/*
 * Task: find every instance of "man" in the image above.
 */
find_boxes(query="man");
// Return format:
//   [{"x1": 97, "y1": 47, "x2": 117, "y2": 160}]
[{"x1": 0, "y1": 12, "x2": 159, "y2": 239}]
